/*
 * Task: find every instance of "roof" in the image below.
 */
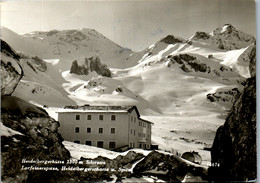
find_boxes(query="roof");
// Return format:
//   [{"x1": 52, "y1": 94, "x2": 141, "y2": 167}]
[
  {"x1": 57, "y1": 105, "x2": 153, "y2": 124},
  {"x1": 58, "y1": 105, "x2": 139, "y2": 115}
]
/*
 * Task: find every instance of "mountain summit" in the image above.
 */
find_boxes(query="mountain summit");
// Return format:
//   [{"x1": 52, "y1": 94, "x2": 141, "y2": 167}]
[
  {"x1": 1, "y1": 27, "x2": 135, "y2": 69},
  {"x1": 190, "y1": 24, "x2": 255, "y2": 50}
]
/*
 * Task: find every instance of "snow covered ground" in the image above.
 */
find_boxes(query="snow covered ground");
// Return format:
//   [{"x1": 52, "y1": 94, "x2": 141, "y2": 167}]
[{"x1": 2, "y1": 25, "x2": 254, "y2": 168}]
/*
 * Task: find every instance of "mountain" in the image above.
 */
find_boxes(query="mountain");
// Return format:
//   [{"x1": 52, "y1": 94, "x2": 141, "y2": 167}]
[
  {"x1": 1, "y1": 24, "x2": 255, "y2": 165},
  {"x1": 210, "y1": 45, "x2": 256, "y2": 181},
  {"x1": 189, "y1": 24, "x2": 255, "y2": 50},
  {"x1": 0, "y1": 27, "x2": 136, "y2": 70},
  {"x1": 1, "y1": 41, "x2": 70, "y2": 183}
]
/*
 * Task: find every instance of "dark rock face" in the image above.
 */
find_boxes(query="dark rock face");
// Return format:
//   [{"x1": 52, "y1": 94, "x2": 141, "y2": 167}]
[
  {"x1": 249, "y1": 45, "x2": 256, "y2": 77},
  {"x1": 1, "y1": 96, "x2": 70, "y2": 183},
  {"x1": 26, "y1": 56, "x2": 47, "y2": 73},
  {"x1": 160, "y1": 35, "x2": 183, "y2": 44},
  {"x1": 210, "y1": 75, "x2": 256, "y2": 181},
  {"x1": 133, "y1": 151, "x2": 207, "y2": 182},
  {"x1": 1, "y1": 39, "x2": 20, "y2": 60},
  {"x1": 1, "y1": 40, "x2": 23, "y2": 95},
  {"x1": 206, "y1": 87, "x2": 240, "y2": 107},
  {"x1": 70, "y1": 60, "x2": 89, "y2": 75},
  {"x1": 192, "y1": 32, "x2": 210, "y2": 40},
  {"x1": 70, "y1": 56, "x2": 111, "y2": 77},
  {"x1": 89, "y1": 56, "x2": 112, "y2": 77},
  {"x1": 168, "y1": 54, "x2": 210, "y2": 73}
]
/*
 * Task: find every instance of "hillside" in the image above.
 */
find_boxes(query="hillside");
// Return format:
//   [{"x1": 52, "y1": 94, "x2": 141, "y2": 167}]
[
  {"x1": 0, "y1": 26, "x2": 136, "y2": 70},
  {"x1": 1, "y1": 24, "x2": 255, "y2": 169}
]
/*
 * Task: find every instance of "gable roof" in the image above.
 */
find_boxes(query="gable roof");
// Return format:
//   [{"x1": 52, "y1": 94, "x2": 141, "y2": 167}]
[{"x1": 58, "y1": 105, "x2": 139, "y2": 114}]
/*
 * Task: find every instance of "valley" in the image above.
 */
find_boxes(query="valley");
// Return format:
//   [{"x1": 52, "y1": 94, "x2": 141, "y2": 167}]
[{"x1": 1, "y1": 23, "x2": 256, "y2": 182}]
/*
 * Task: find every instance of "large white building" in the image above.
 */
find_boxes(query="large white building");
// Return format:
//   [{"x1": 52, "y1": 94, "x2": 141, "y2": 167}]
[{"x1": 58, "y1": 105, "x2": 153, "y2": 150}]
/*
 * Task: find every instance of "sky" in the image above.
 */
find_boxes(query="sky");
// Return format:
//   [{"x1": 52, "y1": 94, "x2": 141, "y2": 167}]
[{"x1": 0, "y1": 0, "x2": 256, "y2": 51}]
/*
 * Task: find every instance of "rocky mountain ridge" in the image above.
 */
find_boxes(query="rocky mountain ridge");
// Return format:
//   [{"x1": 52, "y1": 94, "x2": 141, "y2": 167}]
[{"x1": 190, "y1": 24, "x2": 255, "y2": 50}]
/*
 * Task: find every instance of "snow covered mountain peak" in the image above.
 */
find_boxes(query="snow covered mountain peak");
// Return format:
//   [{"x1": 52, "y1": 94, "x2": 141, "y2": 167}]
[
  {"x1": 159, "y1": 35, "x2": 185, "y2": 44},
  {"x1": 211, "y1": 24, "x2": 237, "y2": 35},
  {"x1": 189, "y1": 24, "x2": 255, "y2": 50},
  {"x1": 1, "y1": 26, "x2": 136, "y2": 69}
]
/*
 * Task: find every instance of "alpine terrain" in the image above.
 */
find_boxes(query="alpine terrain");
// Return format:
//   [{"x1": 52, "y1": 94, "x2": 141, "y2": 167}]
[{"x1": 1, "y1": 24, "x2": 256, "y2": 182}]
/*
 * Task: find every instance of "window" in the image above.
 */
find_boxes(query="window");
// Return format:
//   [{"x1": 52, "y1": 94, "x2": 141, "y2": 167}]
[
  {"x1": 134, "y1": 117, "x2": 136, "y2": 122},
  {"x1": 144, "y1": 144, "x2": 146, "y2": 149},
  {"x1": 147, "y1": 145, "x2": 150, "y2": 149},
  {"x1": 134, "y1": 130, "x2": 135, "y2": 136},
  {"x1": 131, "y1": 129, "x2": 132, "y2": 134},
  {"x1": 74, "y1": 140, "x2": 80, "y2": 144},
  {"x1": 111, "y1": 115, "x2": 116, "y2": 121},
  {"x1": 76, "y1": 114, "x2": 80, "y2": 120},
  {"x1": 99, "y1": 115, "x2": 104, "y2": 121},
  {"x1": 109, "y1": 142, "x2": 116, "y2": 148},
  {"x1": 131, "y1": 116, "x2": 133, "y2": 122},
  {"x1": 75, "y1": 127, "x2": 79, "y2": 133},
  {"x1": 87, "y1": 115, "x2": 91, "y2": 120},
  {"x1": 130, "y1": 142, "x2": 132, "y2": 148},
  {"x1": 143, "y1": 123, "x2": 146, "y2": 127},
  {"x1": 85, "y1": 141, "x2": 92, "y2": 146},
  {"x1": 87, "y1": 128, "x2": 91, "y2": 133},
  {"x1": 133, "y1": 143, "x2": 135, "y2": 148},
  {"x1": 111, "y1": 128, "x2": 115, "y2": 134},
  {"x1": 139, "y1": 143, "x2": 142, "y2": 148},
  {"x1": 97, "y1": 141, "x2": 104, "y2": 148},
  {"x1": 99, "y1": 128, "x2": 103, "y2": 133}
]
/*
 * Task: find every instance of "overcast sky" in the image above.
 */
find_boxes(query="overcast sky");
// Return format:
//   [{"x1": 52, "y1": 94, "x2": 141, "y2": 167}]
[{"x1": 1, "y1": 0, "x2": 256, "y2": 51}]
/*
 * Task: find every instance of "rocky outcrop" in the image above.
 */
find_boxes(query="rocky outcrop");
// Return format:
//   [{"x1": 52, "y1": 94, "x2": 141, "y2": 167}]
[
  {"x1": 37, "y1": 151, "x2": 144, "y2": 182},
  {"x1": 191, "y1": 32, "x2": 210, "y2": 40},
  {"x1": 89, "y1": 56, "x2": 112, "y2": 77},
  {"x1": 1, "y1": 40, "x2": 70, "y2": 182},
  {"x1": 207, "y1": 87, "x2": 241, "y2": 108},
  {"x1": 28, "y1": 56, "x2": 47, "y2": 73},
  {"x1": 70, "y1": 56, "x2": 111, "y2": 77},
  {"x1": 1, "y1": 96, "x2": 70, "y2": 183},
  {"x1": 210, "y1": 57, "x2": 256, "y2": 181},
  {"x1": 70, "y1": 60, "x2": 89, "y2": 75},
  {"x1": 19, "y1": 53, "x2": 47, "y2": 73},
  {"x1": 167, "y1": 54, "x2": 210, "y2": 73},
  {"x1": 249, "y1": 45, "x2": 256, "y2": 77},
  {"x1": 1, "y1": 40, "x2": 23, "y2": 95},
  {"x1": 160, "y1": 35, "x2": 184, "y2": 44},
  {"x1": 133, "y1": 151, "x2": 207, "y2": 182}
]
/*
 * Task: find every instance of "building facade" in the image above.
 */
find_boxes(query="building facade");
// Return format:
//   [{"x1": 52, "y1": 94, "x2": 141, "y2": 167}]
[{"x1": 58, "y1": 105, "x2": 152, "y2": 150}]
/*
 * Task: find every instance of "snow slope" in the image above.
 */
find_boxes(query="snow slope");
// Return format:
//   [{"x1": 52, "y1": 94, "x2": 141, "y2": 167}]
[
  {"x1": 1, "y1": 26, "x2": 137, "y2": 70},
  {"x1": 2, "y1": 25, "x2": 255, "y2": 165},
  {"x1": 12, "y1": 55, "x2": 75, "y2": 107}
]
